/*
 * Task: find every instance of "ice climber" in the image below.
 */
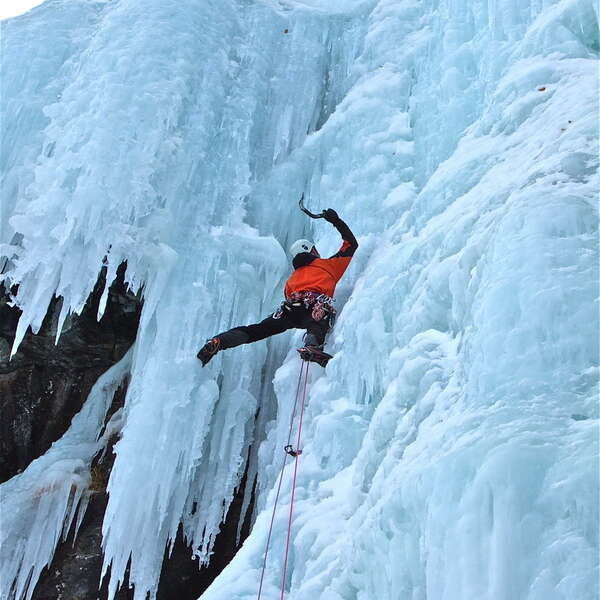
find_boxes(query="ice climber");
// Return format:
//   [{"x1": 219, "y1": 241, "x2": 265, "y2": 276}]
[{"x1": 197, "y1": 208, "x2": 358, "y2": 367}]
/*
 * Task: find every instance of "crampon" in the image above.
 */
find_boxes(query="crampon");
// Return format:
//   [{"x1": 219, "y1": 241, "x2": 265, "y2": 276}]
[{"x1": 297, "y1": 345, "x2": 332, "y2": 367}]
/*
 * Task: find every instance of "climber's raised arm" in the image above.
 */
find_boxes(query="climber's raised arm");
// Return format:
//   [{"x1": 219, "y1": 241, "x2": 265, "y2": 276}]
[{"x1": 323, "y1": 209, "x2": 358, "y2": 258}]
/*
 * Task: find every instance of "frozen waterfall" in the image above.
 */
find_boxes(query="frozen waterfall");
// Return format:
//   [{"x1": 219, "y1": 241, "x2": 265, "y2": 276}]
[{"x1": 1, "y1": 0, "x2": 598, "y2": 599}]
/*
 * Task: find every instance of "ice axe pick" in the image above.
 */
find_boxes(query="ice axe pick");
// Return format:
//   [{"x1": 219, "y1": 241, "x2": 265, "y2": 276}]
[{"x1": 298, "y1": 193, "x2": 325, "y2": 219}]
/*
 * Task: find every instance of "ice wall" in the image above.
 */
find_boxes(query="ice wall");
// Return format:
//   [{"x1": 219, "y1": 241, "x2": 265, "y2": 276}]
[
  {"x1": 1, "y1": 0, "x2": 598, "y2": 599},
  {"x1": 203, "y1": 1, "x2": 600, "y2": 599}
]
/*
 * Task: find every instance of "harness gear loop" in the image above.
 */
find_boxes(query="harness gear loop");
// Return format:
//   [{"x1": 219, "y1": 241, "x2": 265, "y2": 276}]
[{"x1": 273, "y1": 291, "x2": 336, "y2": 325}]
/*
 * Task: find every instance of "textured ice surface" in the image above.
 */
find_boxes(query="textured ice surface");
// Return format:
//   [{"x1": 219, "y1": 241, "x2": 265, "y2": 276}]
[{"x1": 1, "y1": 0, "x2": 598, "y2": 599}]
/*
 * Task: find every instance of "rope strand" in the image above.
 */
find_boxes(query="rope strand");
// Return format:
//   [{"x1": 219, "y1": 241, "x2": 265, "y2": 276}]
[
  {"x1": 257, "y1": 361, "x2": 306, "y2": 600},
  {"x1": 280, "y1": 362, "x2": 310, "y2": 599}
]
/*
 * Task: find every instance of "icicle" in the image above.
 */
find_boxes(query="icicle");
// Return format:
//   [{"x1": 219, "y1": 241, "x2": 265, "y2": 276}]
[
  {"x1": 0, "y1": 349, "x2": 133, "y2": 600},
  {"x1": 2, "y1": 1, "x2": 598, "y2": 599},
  {"x1": 55, "y1": 297, "x2": 70, "y2": 345}
]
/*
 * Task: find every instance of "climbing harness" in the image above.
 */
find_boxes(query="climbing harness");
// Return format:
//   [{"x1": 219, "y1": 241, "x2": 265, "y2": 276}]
[
  {"x1": 273, "y1": 291, "x2": 336, "y2": 326},
  {"x1": 306, "y1": 293, "x2": 336, "y2": 325},
  {"x1": 257, "y1": 359, "x2": 311, "y2": 600}
]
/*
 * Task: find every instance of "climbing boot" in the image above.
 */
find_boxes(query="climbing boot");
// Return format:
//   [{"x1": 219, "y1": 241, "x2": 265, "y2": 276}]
[
  {"x1": 197, "y1": 337, "x2": 221, "y2": 366},
  {"x1": 297, "y1": 345, "x2": 333, "y2": 367}
]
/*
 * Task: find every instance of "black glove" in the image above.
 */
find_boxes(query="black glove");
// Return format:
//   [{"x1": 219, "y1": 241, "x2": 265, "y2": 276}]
[{"x1": 323, "y1": 208, "x2": 340, "y2": 224}]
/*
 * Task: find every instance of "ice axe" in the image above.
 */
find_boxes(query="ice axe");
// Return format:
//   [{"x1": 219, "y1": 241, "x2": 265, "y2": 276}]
[{"x1": 298, "y1": 193, "x2": 325, "y2": 219}]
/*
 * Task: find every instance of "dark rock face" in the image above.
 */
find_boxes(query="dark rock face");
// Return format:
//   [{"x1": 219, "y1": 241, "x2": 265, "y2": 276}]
[
  {"x1": 0, "y1": 263, "x2": 142, "y2": 483},
  {"x1": 33, "y1": 384, "x2": 135, "y2": 600},
  {"x1": 34, "y1": 438, "x2": 255, "y2": 600},
  {"x1": 156, "y1": 466, "x2": 255, "y2": 600},
  {"x1": 34, "y1": 489, "x2": 129, "y2": 600},
  {"x1": 2, "y1": 263, "x2": 255, "y2": 599}
]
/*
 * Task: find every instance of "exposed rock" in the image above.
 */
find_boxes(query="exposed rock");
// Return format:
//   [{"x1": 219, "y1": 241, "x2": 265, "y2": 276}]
[
  {"x1": 33, "y1": 384, "x2": 135, "y2": 600},
  {"x1": 33, "y1": 380, "x2": 133, "y2": 600},
  {"x1": 34, "y1": 409, "x2": 255, "y2": 600},
  {"x1": 156, "y1": 465, "x2": 255, "y2": 600},
  {"x1": 0, "y1": 263, "x2": 142, "y2": 483},
  {"x1": 2, "y1": 262, "x2": 254, "y2": 599}
]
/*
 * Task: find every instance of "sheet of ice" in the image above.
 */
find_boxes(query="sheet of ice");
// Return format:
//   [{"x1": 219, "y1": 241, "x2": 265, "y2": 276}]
[
  {"x1": 0, "y1": 0, "x2": 597, "y2": 599},
  {"x1": 202, "y1": 0, "x2": 599, "y2": 599},
  {"x1": 2, "y1": 1, "x2": 361, "y2": 598}
]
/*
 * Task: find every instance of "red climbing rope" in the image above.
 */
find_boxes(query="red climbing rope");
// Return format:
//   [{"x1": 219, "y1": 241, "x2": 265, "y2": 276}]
[
  {"x1": 257, "y1": 360, "x2": 307, "y2": 600},
  {"x1": 280, "y1": 361, "x2": 310, "y2": 599}
]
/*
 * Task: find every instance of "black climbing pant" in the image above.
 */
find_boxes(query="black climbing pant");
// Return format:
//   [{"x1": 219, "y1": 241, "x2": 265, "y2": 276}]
[{"x1": 216, "y1": 306, "x2": 331, "y2": 351}]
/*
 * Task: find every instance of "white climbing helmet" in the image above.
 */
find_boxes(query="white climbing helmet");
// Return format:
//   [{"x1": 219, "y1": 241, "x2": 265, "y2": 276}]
[{"x1": 289, "y1": 239, "x2": 315, "y2": 258}]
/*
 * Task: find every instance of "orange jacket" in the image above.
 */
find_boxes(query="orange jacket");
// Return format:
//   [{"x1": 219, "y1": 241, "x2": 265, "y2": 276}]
[{"x1": 284, "y1": 219, "x2": 358, "y2": 299}]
